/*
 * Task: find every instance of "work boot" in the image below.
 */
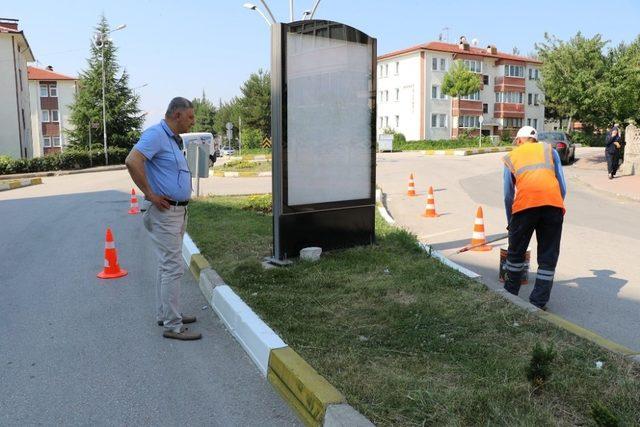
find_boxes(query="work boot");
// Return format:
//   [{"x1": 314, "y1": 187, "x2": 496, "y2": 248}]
[{"x1": 163, "y1": 327, "x2": 202, "y2": 341}]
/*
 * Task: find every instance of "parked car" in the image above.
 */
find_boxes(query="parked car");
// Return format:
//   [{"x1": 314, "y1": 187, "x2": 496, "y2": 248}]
[
  {"x1": 538, "y1": 132, "x2": 576, "y2": 165},
  {"x1": 220, "y1": 146, "x2": 235, "y2": 156}
]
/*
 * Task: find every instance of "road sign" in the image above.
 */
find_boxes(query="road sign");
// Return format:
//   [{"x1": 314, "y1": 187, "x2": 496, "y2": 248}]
[
  {"x1": 479, "y1": 115, "x2": 484, "y2": 125},
  {"x1": 226, "y1": 122, "x2": 233, "y2": 131},
  {"x1": 261, "y1": 137, "x2": 272, "y2": 148}
]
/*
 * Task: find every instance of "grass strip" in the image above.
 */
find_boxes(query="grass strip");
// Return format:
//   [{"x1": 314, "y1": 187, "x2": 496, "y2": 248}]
[{"x1": 188, "y1": 195, "x2": 640, "y2": 426}]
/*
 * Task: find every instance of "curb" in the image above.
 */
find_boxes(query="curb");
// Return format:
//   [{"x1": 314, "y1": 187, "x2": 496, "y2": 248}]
[
  {"x1": 228, "y1": 154, "x2": 272, "y2": 161},
  {"x1": 570, "y1": 173, "x2": 640, "y2": 203},
  {"x1": 181, "y1": 232, "x2": 373, "y2": 426},
  {"x1": 418, "y1": 146, "x2": 513, "y2": 156},
  {"x1": 0, "y1": 164, "x2": 127, "y2": 180},
  {"x1": 0, "y1": 177, "x2": 42, "y2": 191},
  {"x1": 376, "y1": 188, "x2": 640, "y2": 361},
  {"x1": 212, "y1": 170, "x2": 272, "y2": 177}
]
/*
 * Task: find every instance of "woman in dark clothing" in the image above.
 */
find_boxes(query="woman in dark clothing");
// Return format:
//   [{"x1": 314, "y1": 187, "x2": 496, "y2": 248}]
[{"x1": 605, "y1": 126, "x2": 623, "y2": 179}]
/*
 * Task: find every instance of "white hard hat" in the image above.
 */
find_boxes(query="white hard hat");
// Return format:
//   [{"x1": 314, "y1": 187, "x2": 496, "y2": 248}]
[{"x1": 516, "y1": 126, "x2": 538, "y2": 140}]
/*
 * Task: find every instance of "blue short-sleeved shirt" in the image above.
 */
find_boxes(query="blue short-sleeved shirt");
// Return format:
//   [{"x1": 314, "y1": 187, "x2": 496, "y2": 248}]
[{"x1": 133, "y1": 120, "x2": 192, "y2": 202}]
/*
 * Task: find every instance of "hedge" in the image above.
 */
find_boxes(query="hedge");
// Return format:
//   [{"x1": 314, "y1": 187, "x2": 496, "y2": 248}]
[{"x1": 0, "y1": 147, "x2": 129, "y2": 175}]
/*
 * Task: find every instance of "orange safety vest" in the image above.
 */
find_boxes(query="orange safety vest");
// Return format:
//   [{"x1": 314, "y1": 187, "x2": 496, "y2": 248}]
[{"x1": 503, "y1": 142, "x2": 564, "y2": 215}]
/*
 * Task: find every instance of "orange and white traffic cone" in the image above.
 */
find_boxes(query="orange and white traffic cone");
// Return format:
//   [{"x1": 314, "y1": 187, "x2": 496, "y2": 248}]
[
  {"x1": 128, "y1": 188, "x2": 140, "y2": 215},
  {"x1": 469, "y1": 206, "x2": 492, "y2": 251},
  {"x1": 97, "y1": 227, "x2": 128, "y2": 279},
  {"x1": 421, "y1": 186, "x2": 438, "y2": 217},
  {"x1": 407, "y1": 173, "x2": 417, "y2": 196}
]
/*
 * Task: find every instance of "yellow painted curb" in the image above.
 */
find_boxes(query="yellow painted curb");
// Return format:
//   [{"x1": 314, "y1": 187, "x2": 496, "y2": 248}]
[
  {"x1": 268, "y1": 367, "x2": 320, "y2": 427},
  {"x1": 189, "y1": 253, "x2": 210, "y2": 279},
  {"x1": 538, "y1": 311, "x2": 637, "y2": 356},
  {"x1": 9, "y1": 181, "x2": 21, "y2": 189},
  {"x1": 213, "y1": 170, "x2": 271, "y2": 177},
  {"x1": 268, "y1": 347, "x2": 345, "y2": 425},
  {"x1": 31, "y1": 177, "x2": 42, "y2": 185}
]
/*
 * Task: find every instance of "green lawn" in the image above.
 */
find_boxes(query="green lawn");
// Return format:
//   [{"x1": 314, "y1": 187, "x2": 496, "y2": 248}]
[
  {"x1": 216, "y1": 160, "x2": 272, "y2": 174},
  {"x1": 187, "y1": 196, "x2": 640, "y2": 426}
]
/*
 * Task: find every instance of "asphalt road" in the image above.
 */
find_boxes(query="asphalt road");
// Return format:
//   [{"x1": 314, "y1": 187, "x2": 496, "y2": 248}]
[
  {"x1": 377, "y1": 148, "x2": 640, "y2": 351},
  {"x1": 0, "y1": 172, "x2": 298, "y2": 426}
]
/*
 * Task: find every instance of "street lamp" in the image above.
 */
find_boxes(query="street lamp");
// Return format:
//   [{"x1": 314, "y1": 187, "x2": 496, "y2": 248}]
[
  {"x1": 302, "y1": 10, "x2": 311, "y2": 19},
  {"x1": 309, "y1": 0, "x2": 322, "y2": 19},
  {"x1": 243, "y1": 2, "x2": 273, "y2": 26},
  {"x1": 94, "y1": 23, "x2": 126, "y2": 165}
]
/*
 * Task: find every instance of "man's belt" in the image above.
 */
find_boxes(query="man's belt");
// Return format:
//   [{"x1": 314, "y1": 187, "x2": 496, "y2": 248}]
[{"x1": 167, "y1": 199, "x2": 189, "y2": 206}]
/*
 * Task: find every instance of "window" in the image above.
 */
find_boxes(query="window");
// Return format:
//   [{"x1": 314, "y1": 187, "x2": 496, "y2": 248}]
[
  {"x1": 39, "y1": 84, "x2": 48, "y2": 97},
  {"x1": 379, "y1": 65, "x2": 383, "y2": 77},
  {"x1": 432, "y1": 57, "x2": 446, "y2": 71},
  {"x1": 21, "y1": 108, "x2": 26, "y2": 129},
  {"x1": 462, "y1": 59, "x2": 482, "y2": 73},
  {"x1": 527, "y1": 118, "x2": 531, "y2": 126},
  {"x1": 43, "y1": 137, "x2": 52, "y2": 147},
  {"x1": 458, "y1": 115, "x2": 480, "y2": 128},
  {"x1": 503, "y1": 118, "x2": 523, "y2": 128},
  {"x1": 384, "y1": 116, "x2": 389, "y2": 127},
  {"x1": 431, "y1": 85, "x2": 447, "y2": 100},
  {"x1": 395, "y1": 88, "x2": 399, "y2": 101},
  {"x1": 483, "y1": 75, "x2": 489, "y2": 85},
  {"x1": 505, "y1": 64, "x2": 524, "y2": 77},
  {"x1": 496, "y1": 92, "x2": 524, "y2": 104},
  {"x1": 440, "y1": 58, "x2": 446, "y2": 71},
  {"x1": 534, "y1": 94, "x2": 539, "y2": 106},
  {"x1": 49, "y1": 84, "x2": 58, "y2": 97},
  {"x1": 384, "y1": 64, "x2": 388, "y2": 77},
  {"x1": 379, "y1": 117, "x2": 383, "y2": 128},
  {"x1": 483, "y1": 103, "x2": 488, "y2": 113},
  {"x1": 431, "y1": 114, "x2": 447, "y2": 128},
  {"x1": 533, "y1": 118, "x2": 538, "y2": 129},
  {"x1": 19, "y1": 69, "x2": 23, "y2": 92},
  {"x1": 395, "y1": 62, "x2": 399, "y2": 75},
  {"x1": 395, "y1": 115, "x2": 399, "y2": 127},
  {"x1": 529, "y1": 68, "x2": 539, "y2": 80},
  {"x1": 460, "y1": 91, "x2": 480, "y2": 101},
  {"x1": 41, "y1": 110, "x2": 50, "y2": 122},
  {"x1": 51, "y1": 110, "x2": 60, "y2": 122},
  {"x1": 528, "y1": 93, "x2": 532, "y2": 105},
  {"x1": 432, "y1": 58, "x2": 438, "y2": 70},
  {"x1": 384, "y1": 90, "x2": 389, "y2": 102},
  {"x1": 52, "y1": 136, "x2": 61, "y2": 147}
]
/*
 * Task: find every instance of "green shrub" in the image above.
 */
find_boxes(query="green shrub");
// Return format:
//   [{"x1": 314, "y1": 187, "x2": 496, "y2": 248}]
[
  {"x1": 569, "y1": 131, "x2": 606, "y2": 147},
  {"x1": 241, "y1": 128, "x2": 263, "y2": 150},
  {"x1": 525, "y1": 343, "x2": 556, "y2": 388},
  {"x1": 392, "y1": 138, "x2": 510, "y2": 151},
  {"x1": 241, "y1": 194, "x2": 272, "y2": 214},
  {"x1": 0, "y1": 147, "x2": 129, "y2": 175},
  {"x1": 590, "y1": 401, "x2": 620, "y2": 427},
  {"x1": 392, "y1": 132, "x2": 406, "y2": 145},
  {"x1": 224, "y1": 160, "x2": 255, "y2": 169}
]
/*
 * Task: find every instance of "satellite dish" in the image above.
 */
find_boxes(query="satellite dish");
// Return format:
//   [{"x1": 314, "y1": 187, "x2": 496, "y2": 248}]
[{"x1": 471, "y1": 38, "x2": 479, "y2": 46}]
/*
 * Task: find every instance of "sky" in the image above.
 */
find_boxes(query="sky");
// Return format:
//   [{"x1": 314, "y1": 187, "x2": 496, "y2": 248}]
[{"x1": 5, "y1": 0, "x2": 640, "y2": 126}]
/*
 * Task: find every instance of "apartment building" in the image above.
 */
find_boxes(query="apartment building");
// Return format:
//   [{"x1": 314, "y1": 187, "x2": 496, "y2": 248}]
[
  {"x1": 28, "y1": 66, "x2": 77, "y2": 156},
  {"x1": 377, "y1": 38, "x2": 544, "y2": 141},
  {"x1": 0, "y1": 18, "x2": 35, "y2": 159}
]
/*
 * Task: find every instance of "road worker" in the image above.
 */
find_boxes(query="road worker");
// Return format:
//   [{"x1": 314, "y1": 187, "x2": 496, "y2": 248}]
[{"x1": 502, "y1": 126, "x2": 567, "y2": 310}]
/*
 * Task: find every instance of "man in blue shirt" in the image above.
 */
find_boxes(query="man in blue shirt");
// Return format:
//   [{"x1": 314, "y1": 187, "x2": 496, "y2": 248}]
[{"x1": 125, "y1": 97, "x2": 201, "y2": 340}]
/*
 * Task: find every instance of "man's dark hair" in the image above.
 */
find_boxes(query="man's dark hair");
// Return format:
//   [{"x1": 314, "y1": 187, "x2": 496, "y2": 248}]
[{"x1": 165, "y1": 97, "x2": 193, "y2": 117}]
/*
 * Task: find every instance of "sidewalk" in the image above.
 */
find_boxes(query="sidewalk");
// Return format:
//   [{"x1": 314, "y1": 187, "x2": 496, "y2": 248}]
[{"x1": 570, "y1": 147, "x2": 640, "y2": 201}]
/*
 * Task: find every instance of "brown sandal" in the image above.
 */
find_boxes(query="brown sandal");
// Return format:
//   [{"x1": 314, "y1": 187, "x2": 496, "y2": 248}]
[{"x1": 162, "y1": 327, "x2": 202, "y2": 340}]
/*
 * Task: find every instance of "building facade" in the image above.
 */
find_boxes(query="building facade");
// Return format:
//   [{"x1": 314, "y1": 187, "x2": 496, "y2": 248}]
[
  {"x1": 377, "y1": 39, "x2": 544, "y2": 141},
  {"x1": 28, "y1": 66, "x2": 77, "y2": 156},
  {"x1": 0, "y1": 18, "x2": 35, "y2": 159}
]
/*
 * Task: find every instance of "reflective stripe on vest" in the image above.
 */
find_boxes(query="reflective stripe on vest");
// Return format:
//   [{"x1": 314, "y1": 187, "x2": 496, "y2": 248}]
[{"x1": 503, "y1": 142, "x2": 564, "y2": 214}]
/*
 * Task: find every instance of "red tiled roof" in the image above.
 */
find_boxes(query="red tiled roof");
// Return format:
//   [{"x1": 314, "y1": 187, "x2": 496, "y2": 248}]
[
  {"x1": 378, "y1": 41, "x2": 542, "y2": 64},
  {"x1": 0, "y1": 25, "x2": 19, "y2": 33},
  {"x1": 27, "y1": 66, "x2": 76, "y2": 81}
]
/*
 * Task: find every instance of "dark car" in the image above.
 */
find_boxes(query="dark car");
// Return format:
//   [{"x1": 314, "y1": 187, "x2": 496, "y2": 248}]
[{"x1": 538, "y1": 132, "x2": 576, "y2": 165}]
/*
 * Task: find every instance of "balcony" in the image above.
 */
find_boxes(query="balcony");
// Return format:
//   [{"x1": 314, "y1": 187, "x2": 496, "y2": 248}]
[
  {"x1": 494, "y1": 76, "x2": 525, "y2": 92},
  {"x1": 452, "y1": 99, "x2": 483, "y2": 116},
  {"x1": 494, "y1": 103, "x2": 524, "y2": 119}
]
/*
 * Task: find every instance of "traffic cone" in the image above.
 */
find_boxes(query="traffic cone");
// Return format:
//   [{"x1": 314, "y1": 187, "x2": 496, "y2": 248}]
[
  {"x1": 421, "y1": 186, "x2": 438, "y2": 217},
  {"x1": 469, "y1": 206, "x2": 492, "y2": 251},
  {"x1": 128, "y1": 188, "x2": 140, "y2": 215},
  {"x1": 97, "y1": 227, "x2": 128, "y2": 279},
  {"x1": 407, "y1": 173, "x2": 417, "y2": 196}
]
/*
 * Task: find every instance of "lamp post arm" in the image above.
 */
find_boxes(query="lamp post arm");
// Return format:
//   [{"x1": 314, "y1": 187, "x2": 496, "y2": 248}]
[
  {"x1": 309, "y1": 0, "x2": 321, "y2": 19},
  {"x1": 258, "y1": 0, "x2": 277, "y2": 23}
]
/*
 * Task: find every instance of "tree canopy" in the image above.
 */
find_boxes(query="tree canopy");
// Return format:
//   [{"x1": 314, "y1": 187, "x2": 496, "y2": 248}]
[
  {"x1": 67, "y1": 15, "x2": 144, "y2": 149},
  {"x1": 441, "y1": 61, "x2": 482, "y2": 99},
  {"x1": 191, "y1": 90, "x2": 217, "y2": 134}
]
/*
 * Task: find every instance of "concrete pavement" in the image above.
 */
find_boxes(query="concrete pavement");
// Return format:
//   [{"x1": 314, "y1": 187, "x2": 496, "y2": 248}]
[
  {"x1": 0, "y1": 172, "x2": 298, "y2": 426},
  {"x1": 376, "y1": 148, "x2": 640, "y2": 352}
]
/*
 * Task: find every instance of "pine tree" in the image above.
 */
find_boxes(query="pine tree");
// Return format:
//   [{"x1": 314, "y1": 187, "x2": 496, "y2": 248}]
[
  {"x1": 192, "y1": 90, "x2": 217, "y2": 134},
  {"x1": 66, "y1": 15, "x2": 143, "y2": 150},
  {"x1": 238, "y1": 69, "x2": 271, "y2": 137}
]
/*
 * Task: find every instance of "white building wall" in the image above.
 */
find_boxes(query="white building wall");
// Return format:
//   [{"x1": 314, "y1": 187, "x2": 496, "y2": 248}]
[
  {"x1": 16, "y1": 47, "x2": 32, "y2": 158},
  {"x1": 425, "y1": 51, "x2": 453, "y2": 140},
  {"x1": 28, "y1": 80, "x2": 42, "y2": 157},
  {"x1": 58, "y1": 80, "x2": 77, "y2": 148},
  {"x1": 0, "y1": 36, "x2": 21, "y2": 158},
  {"x1": 376, "y1": 53, "x2": 421, "y2": 141},
  {"x1": 525, "y1": 65, "x2": 545, "y2": 131}
]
